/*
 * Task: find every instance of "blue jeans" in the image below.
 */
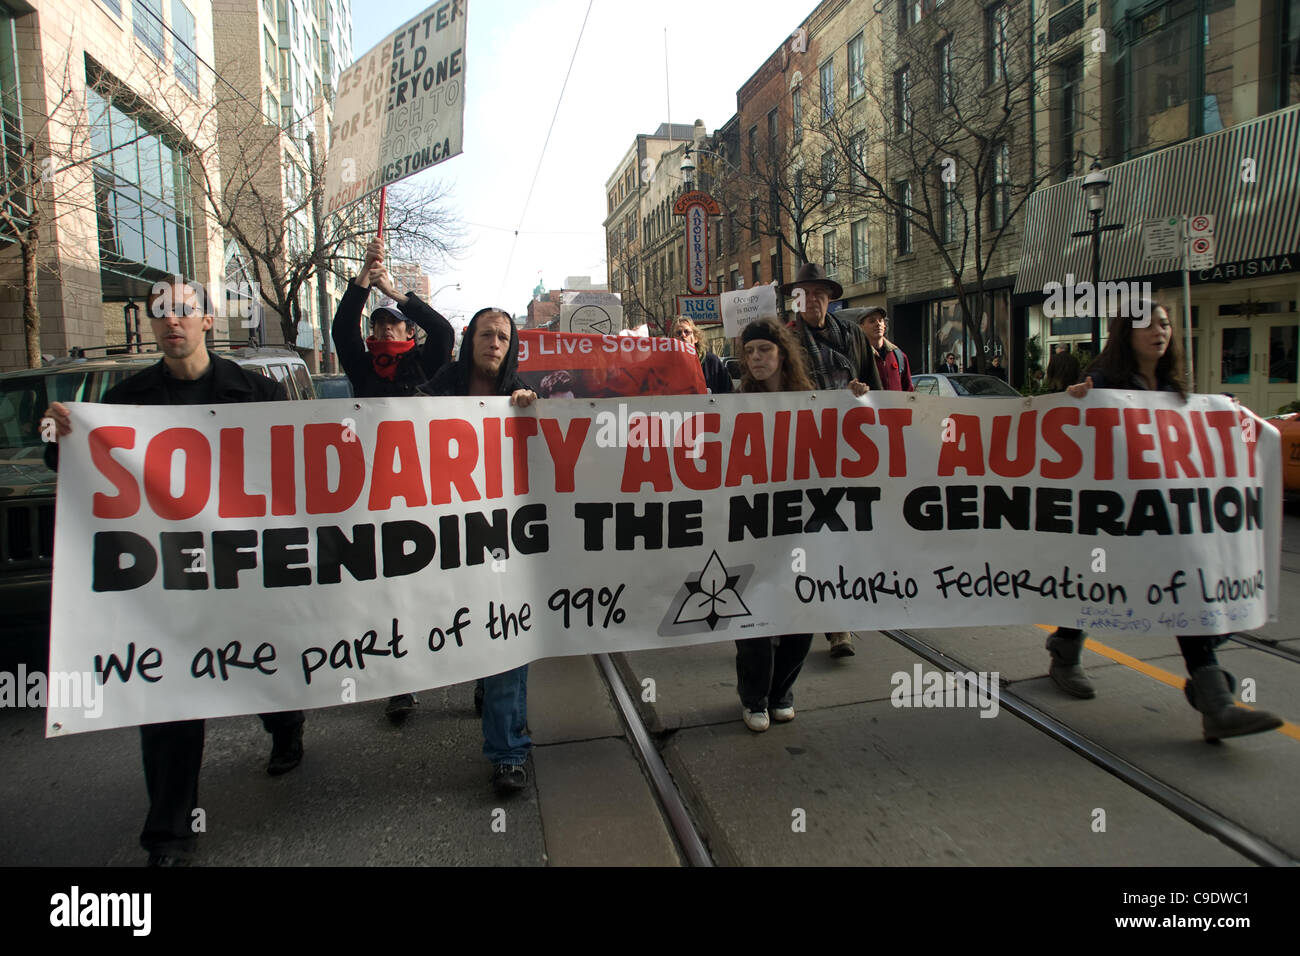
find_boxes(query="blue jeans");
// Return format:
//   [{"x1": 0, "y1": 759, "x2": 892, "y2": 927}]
[{"x1": 481, "y1": 665, "x2": 530, "y2": 765}]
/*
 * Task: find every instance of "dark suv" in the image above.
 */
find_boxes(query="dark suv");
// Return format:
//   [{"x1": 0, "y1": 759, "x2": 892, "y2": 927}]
[{"x1": 0, "y1": 346, "x2": 315, "y2": 636}]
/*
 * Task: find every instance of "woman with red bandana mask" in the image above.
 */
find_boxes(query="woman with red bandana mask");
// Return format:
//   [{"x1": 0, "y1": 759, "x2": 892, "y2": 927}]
[
  {"x1": 330, "y1": 239, "x2": 456, "y2": 722},
  {"x1": 331, "y1": 239, "x2": 455, "y2": 398}
]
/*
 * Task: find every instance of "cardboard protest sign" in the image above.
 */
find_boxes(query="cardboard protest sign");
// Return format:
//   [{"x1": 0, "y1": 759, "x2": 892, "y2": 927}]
[
  {"x1": 721, "y1": 285, "x2": 778, "y2": 337},
  {"x1": 324, "y1": 1, "x2": 467, "y2": 215},
  {"x1": 558, "y1": 292, "x2": 623, "y2": 335},
  {"x1": 517, "y1": 330, "x2": 705, "y2": 398},
  {"x1": 46, "y1": 392, "x2": 1279, "y2": 735}
]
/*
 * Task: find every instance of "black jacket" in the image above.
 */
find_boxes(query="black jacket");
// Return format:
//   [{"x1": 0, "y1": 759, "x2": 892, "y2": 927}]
[
  {"x1": 701, "y1": 352, "x2": 732, "y2": 394},
  {"x1": 45, "y1": 352, "x2": 286, "y2": 471},
  {"x1": 420, "y1": 309, "x2": 528, "y2": 398},
  {"x1": 331, "y1": 280, "x2": 455, "y2": 397}
]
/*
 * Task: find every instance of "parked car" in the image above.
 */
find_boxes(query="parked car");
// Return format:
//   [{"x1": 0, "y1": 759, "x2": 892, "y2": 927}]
[
  {"x1": 312, "y1": 373, "x2": 354, "y2": 398},
  {"x1": 912, "y1": 373, "x2": 1022, "y2": 398},
  {"x1": 0, "y1": 345, "x2": 315, "y2": 636},
  {"x1": 1269, "y1": 413, "x2": 1300, "y2": 502}
]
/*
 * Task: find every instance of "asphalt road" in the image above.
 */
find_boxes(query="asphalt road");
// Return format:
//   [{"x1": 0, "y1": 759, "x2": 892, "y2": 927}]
[{"x1": 2, "y1": 506, "x2": 1296, "y2": 867}]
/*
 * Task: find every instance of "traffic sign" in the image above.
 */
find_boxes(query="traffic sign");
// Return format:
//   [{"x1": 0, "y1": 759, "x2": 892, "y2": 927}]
[
  {"x1": 1188, "y1": 235, "x2": 1215, "y2": 270},
  {"x1": 1186, "y1": 214, "x2": 1214, "y2": 237},
  {"x1": 1142, "y1": 218, "x2": 1181, "y2": 260}
]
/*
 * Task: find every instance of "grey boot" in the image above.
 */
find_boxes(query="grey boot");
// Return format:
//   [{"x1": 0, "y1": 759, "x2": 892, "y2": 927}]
[
  {"x1": 1046, "y1": 630, "x2": 1095, "y2": 699},
  {"x1": 1185, "y1": 666, "x2": 1283, "y2": 742}
]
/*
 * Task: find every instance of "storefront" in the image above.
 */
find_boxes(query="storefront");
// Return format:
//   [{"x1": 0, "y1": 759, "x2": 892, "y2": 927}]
[{"x1": 1013, "y1": 105, "x2": 1300, "y2": 416}]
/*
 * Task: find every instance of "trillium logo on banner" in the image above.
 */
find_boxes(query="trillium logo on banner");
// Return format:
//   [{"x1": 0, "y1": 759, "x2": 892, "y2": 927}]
[{"x1": 662, "y1": 551, "x2": 753, "y2": 632}]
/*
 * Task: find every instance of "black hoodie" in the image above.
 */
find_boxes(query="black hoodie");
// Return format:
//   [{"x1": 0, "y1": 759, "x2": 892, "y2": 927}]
[{"x1": 420, "y1": 307, "x2": 529, "y2": 397}]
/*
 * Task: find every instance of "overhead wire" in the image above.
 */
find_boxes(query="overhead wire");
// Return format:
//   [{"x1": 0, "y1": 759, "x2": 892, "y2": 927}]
[{"x1": 499, "y1": 0, "x2": 597, "y2": 296}]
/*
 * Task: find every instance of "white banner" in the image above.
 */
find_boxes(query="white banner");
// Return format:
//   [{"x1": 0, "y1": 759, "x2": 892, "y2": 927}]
[
  {"x1": 323, "y1": 1, "x2": 467, "y2": 215},
  {"x1": 721, "y1": 284, "x2": 778, "y2": 336},
  {"x1": 46, "y1": 391, "x2": 1280, "y2": 735}
]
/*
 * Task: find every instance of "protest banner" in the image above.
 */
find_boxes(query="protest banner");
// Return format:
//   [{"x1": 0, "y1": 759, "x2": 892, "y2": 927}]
[
  {"x1": 46, "y1": 391, "x2": 1279, "y2": 735},
  {"x1": 721, "y1": 284, "x2": 779, "y2": 337},
  {"x1": 323, "y1": 1, "x2": 467, "y2": 215},
  {"x1": 516, "y1": 330, "x2": 705, "y2": 398}
]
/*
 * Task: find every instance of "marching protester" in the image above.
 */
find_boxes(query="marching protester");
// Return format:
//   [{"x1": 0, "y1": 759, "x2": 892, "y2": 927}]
[
  {"x1": 42, "y1": 278, "x2": 305, "y2": 866},
  {"x1": 332, "y1": 239, "x2": 455, "y2": 722},
  {"x1": 1038, "y1": 348, "x2": 1095, "y2": 698},
  {"x1": 781, "y1": 262, "x2": 879, "y2": 659},
  {"x1": 1062, "y1": 303, "x2": 1283, "y2": 741},
  {"x1": 733, "y1": 318, "x2": 818, "y2": 731},
  {"x1": 419, "y1": 307, "x2": 540, "y2": 794},
  {"x1": 858, "y1": 306, "x2": 914, "y2": 392},
  {"x1": 672, "y1": 316, "x2": 732, "y2": 394}
]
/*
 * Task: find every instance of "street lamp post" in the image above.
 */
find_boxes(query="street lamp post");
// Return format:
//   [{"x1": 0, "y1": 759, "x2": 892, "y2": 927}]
[{"x1": 1071, "y1": 161, "x2": 1124, "y2": 357}]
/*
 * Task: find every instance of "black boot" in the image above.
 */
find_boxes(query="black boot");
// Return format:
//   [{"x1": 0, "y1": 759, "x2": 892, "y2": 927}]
[
  {"x1": 1046, "y1": 629, "x2": 1095, "y2": 699},
  {"x1": 267, "y1": 725, "x2": 303, "y2": 775},
  {"x1": 1185, "y1": 666, "x2": 1283, "y2": 742}
]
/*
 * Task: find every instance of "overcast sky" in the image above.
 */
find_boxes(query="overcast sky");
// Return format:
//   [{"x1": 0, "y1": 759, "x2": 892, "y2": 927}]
[{"x1": 351, "y1": 0, "x2": 806, "y2": 329}]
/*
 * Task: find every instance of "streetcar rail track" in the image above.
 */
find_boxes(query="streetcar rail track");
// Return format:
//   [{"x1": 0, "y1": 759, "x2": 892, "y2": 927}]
[
  {"x1": 1224, "y1": 632, "x2": 1300, "y2": 664},
  {"x1": 881, "y1": 628, "x2": 1299, "y2": 867},
  {"x1": 593, "y1": 652, "x2": 713, "y2": 867}
]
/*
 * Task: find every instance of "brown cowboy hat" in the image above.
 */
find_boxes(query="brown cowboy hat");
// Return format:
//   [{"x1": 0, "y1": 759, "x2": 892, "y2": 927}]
[{"x1": 779, "y1": 262, "x2": 843, "y2": 302}]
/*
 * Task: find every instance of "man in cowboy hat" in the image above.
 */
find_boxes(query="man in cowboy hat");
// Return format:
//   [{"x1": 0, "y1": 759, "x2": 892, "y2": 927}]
[{"x1": 779, "y1": 262, "x2": 881, "y2": 659}]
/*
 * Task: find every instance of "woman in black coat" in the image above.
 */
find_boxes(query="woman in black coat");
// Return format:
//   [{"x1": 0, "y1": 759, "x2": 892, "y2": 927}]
[
  {"x1": 671, "y1": 317, "x2": 732, "y2": 394},
  {"x1": 1054, "y1": 303, "x2": 1282, "y2": 742}
]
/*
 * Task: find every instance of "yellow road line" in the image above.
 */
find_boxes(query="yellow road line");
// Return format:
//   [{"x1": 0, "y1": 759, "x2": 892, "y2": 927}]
[{"x1": 1035, "y1": 624, "x2": 1300, "y2": 741}]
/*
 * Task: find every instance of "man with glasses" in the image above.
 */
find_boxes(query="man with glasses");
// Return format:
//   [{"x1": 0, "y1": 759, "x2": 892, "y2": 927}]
[{"x1": 42, "y1": 278, "x2": 305, "y2": 866}]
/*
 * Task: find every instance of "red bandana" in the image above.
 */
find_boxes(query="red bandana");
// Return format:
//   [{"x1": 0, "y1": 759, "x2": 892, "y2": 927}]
[{"x1": 366, "y1": 337, "x2": 415, "y2": 380}]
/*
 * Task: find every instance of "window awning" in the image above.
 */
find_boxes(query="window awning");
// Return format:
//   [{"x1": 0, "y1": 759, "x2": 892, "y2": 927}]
[{"x1": 1013, "y1": 104, "x2": 1300, "y2": 299}]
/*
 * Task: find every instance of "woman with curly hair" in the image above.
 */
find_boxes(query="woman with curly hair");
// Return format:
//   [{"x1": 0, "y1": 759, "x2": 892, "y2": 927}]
[{"x1": 733, "y1": 318, "x2": 816, "y2": 731}]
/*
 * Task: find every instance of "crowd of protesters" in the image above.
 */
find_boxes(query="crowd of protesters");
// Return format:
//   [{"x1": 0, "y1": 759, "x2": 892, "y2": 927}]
[{"x1": 39, "y1": 247, "x2": 1280, "y2": 867}]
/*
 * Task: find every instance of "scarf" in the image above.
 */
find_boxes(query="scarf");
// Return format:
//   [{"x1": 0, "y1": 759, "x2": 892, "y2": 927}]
[
  {"x1": 795, "y1": 317, "x2": 854, "y2": 390},
  {"x1": 366, "y1": 337, "x2": 415, "y2": 380}
]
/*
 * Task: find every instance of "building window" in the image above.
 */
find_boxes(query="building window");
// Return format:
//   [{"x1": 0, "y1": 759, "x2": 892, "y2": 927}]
[
  {"x1": 751, "y1": 260, "x2": 761, "y2": 286},
  {"x1": 990, "y1": 140, "x2": 1010, "y2": 229},
  {"x1": 771, "y1": 252, "x2": 780, "y2": 285},
  {"x1": 173, "y1": 1, "x2": 199, "y2": 93},
  {"x1": 730, "y1": 268, "x2": 742, "y2": 290},
  {"x1": 820, "y1": 59, "x2": 834, "y2": 122},
  {"x1": 750, "y1": 198, "x2": 760, "y2": 237},
  {"x1": 899, "y1": 0, "x2": 924, "y2": 33},
  {"x1": 96, "y1": 0, "x2": 123, "y2": 15},
  {"x1": 794, "y1": 166, "x2": 805, "y2": 219},
  {"x1": 1053, "y1": 52, "x2": 1083, "y2": 181},
  {"x1": 894, "y1": 67, "x2": 911, "y2": 132},
  {"x1": 668, "y1": 250, "x2": 674, "y2": 276},
  {"x1": 848, "y1": 33, "x2": 865, "y2": 101},
  {"x1": 767, "y1": 108, "x2": 778, "y2": 159},
  {"x1": 936, "y1": 37, "x2": 952, "y2": 109},
  {"x1": 849, "y1": 130, "x2": 866, "y2": 190},
  {"x1": 264, "y1": 27, "x2": 277, "y2": 80},
  {"x1": 792, "y1": 86, "x2": 803, "y2": 142},
  {"x1": 823, "y1": 231, "x2": 838, "y2": 281},
  {"x1": 986, "y1": 3, "x2": 1008, "y2": 85},
  {"x1": 852, "y1": 219, "x2": 870, "y2": 282},
  {"x1": 1121, "y1": 0, "x2": 1238, "y2": 157},
  {"x1": 748, "y1": 125, "x2": 758, "y2": 172},
  {"x1": 728, "y1": 212, "x2": 738, "y2": 253},
  {"x1": 133, "y1": 0, "x2": 166, "y2": 60},
  {"x1": 1282, "y1": 0, "x2": 1300, "y2": 107},
  {"x1": 941, "y1": 177, "x2": 958, "y2": 243},
  {"x1": 821, "y1": 150, "x2": 836, "y2": 205},
  {"x1": 87, "y1": 84, "x2": 195, "y2": 280},
  {"x1": 0, "y1": 10, "x2": 28, "y2": 229},
  {"x1": 895, "y1": 181, "x2": 912, "y2": 254}
]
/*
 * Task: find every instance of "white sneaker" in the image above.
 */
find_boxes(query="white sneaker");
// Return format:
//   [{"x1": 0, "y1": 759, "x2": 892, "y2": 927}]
[
  {"x1": 742, "y1": 708, "x2": 770, "y2": 732},
  {"x1": 770, "y1": 706, "x2": 795, "y2": 723}
]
